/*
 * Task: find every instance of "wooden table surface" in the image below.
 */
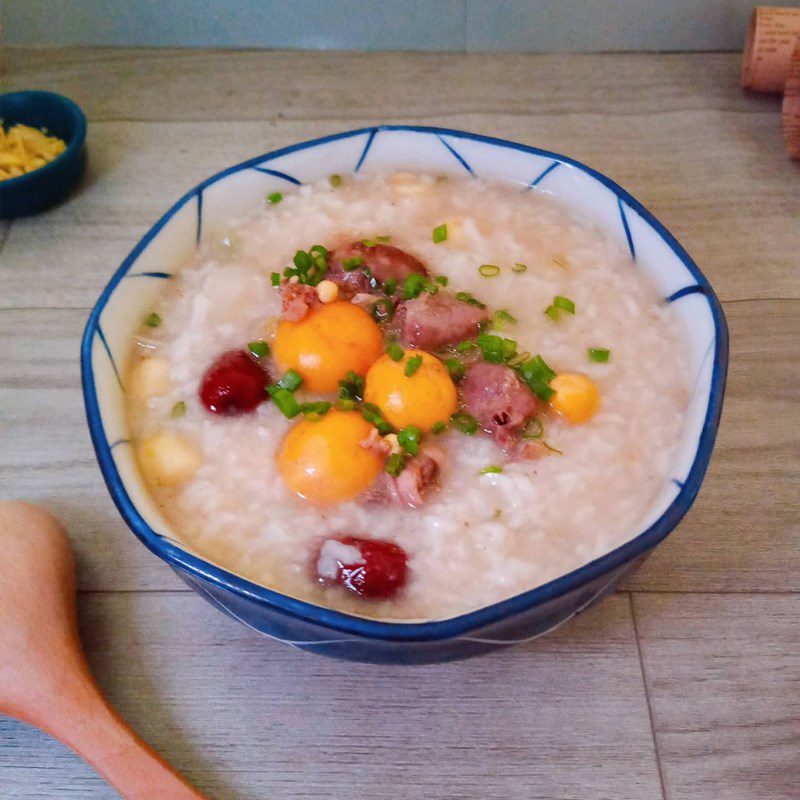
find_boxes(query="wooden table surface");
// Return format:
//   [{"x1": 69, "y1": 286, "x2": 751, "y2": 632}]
[{"x1": 1, "y1": 49, "x2": 798, "y2": 800}]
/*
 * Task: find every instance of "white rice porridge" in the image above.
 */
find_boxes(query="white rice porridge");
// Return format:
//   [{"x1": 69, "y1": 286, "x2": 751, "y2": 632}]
[{"x1": 126, "y1": 172, "x2": 690, "y2": 620}]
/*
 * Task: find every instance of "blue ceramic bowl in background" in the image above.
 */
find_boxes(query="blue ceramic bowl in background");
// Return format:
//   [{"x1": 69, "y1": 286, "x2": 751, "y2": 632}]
[
  {"x1": 0, "y1": 91, "x2": 87, "y2": 218},
  {"x1": 81, "y1": 127, "x2": 728, "y2": 664}
]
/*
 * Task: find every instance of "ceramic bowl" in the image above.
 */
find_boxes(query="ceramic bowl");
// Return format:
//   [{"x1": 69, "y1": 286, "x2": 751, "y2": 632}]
[
  {"x1": 0, "y1": 91, "x2": 87, "y2": 218},
  {"x1": 81, "y1": 127, "x2": 728, "y2": 664}
]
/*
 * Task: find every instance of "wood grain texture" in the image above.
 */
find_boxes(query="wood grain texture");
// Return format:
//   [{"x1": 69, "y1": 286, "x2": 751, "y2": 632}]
[
  {"x1": 634, "y1": 594, "x2": 800, "y2": 800},
  {"x1": 0, "y1": 593, "x2": 663, "y2": 800}
]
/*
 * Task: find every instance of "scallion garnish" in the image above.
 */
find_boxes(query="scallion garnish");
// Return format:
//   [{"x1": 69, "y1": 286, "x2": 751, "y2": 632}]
[
  {"x1": 404, "y1": 355, "x2": 423, "y2": 377},
  {"x1": 329, "y1": 174, "x2": 343, "y2": 187},
  {"x1": 342, "y1": 255, "x2": 363, "y2": 271},
  {"x1": 456, "y1": 339, "x2": 476, "y2": 354},
  {"x1": 492, "y1": 309, "x2": 517, "y2": 330},
  {"x1": 248, "y1": 339, "x2": 270, "y2": 358},
  {"x1": 450, "y1": 411, "x2": 478, "y2": 435},
  {"x1": 286, "y1": 245, "x2": 329, "y2": 286},
  {"x1": 478, "y1": 264, "x2": 501, "y2": 277},
  {"x1": 276, "y1": 369, "x2": 302, "y2": 392},
  {"x1": 383, "y1": 278, "x2": 397, "y2": 296},
  {"x1": 516, "y1": 355, "x2": 556, "y2": 401},
  {"x1": 445, "y1": 358, "x2": 465, "y2": 381},
  {"x1": 512, "y1": 263, "x2": 528, "y2": 273},
  {"x1": 270, "y1": 388, "x2": 300, "y2": 418},
  {"x1": 387, "y1": 342, "x2": 405, "y2": 362},
  {"x1": 479, "y1": 465, "x2": 503, "y2": 475},
  {"x1": 171, "y1": 401, "x2": 186, "y2": 418},
  {"x1": 435, "y1": 275, "x2": 449, "y2": 287},
  {"x1": 402, "y1": 273, "x2": 427, "y2": 300},
  {"x1": 432, "y1": 223, "x2": 448, "y2": 243},
  {"x1": 542, "y1": 441, "x2": 563, "y2": 455},
  {"x1": 506, "y1": 350, "x2": 530, "y2": 368},
  {"x1": 376, "y1": 235, "x2": 392, "y2": 243},
  {"x1": 477, "y1": 333, "x2": 516, "y2": 364},
  {"x1": 144, "y1": 312, "x2": 161, "y2": 328},
  {"x1": 455, "y1": 291, "x2": 487, "y2": 309},
  {"x1": 522, "y1": 418, "x2": 544, "y2": 440},
  {"x1": 267, "y1": 192, "x2": 282, "y2": 204},
  {"x1": 431, "y1": 420, "x2": 447, "y2": 434},
  {"x1": 588, "y1": 347, "x2": 611, "y2": 363},
  {"x1": 338, "y1": 371, "x2": 365, "y2": 401},
  {"x1": 385, "y1": 453, "x2": 405, "y2": 477},
  {"x1": 335, "y1": 397, "x2": 356, "y2": 412},
  {"x1": 398, "y1": 425, "x2": 422, "y2": 456},
  {"x1": 362, "y1": 239, "x2": 377, "y2": 247},
  {"x1": 362, "y1": 402, "x2": 393, "y2": 435},
  {"x1": 370, "y1": 297, "x2": 394, "y2": 323},
  {"x1": 270, "y1": 272, "x2": 281, "y2": 286},
  {"x1": 544, "y1": 295, "x2": 576, "y2": 321},
  {"x1": 299, "y1": 401, "x2": 331, "y2": 418}
]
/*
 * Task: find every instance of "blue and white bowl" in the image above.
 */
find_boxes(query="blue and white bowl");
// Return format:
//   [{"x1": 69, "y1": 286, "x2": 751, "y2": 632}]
[{"x1": 81, "y1": 127, "x2": 728, "y2": 664}]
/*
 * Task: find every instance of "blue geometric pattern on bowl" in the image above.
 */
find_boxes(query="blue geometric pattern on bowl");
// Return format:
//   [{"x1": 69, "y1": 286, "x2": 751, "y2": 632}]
[{"x1": 81, "y1": 126, "x2": 728, "y2": 664}]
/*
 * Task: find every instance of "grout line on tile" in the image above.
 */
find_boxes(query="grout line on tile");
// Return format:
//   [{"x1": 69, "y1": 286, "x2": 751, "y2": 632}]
[{"x1": 629, "y1": 592, "x2": 669, "y2": 800}]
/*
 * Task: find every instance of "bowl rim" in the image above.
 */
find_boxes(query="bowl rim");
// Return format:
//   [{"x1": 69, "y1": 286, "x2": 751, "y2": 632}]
[
  {"x1": 81, "y1": 125, "x2": 729, "y2": 642},
  {"x1": 0, "y1": 90, "x2": 87, "y2": 190}
]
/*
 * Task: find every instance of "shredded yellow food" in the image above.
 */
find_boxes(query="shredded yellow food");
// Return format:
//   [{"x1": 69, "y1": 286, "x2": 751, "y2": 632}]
[{"x1": 0, "y1": 124, "x2": 67, "y2": 181}]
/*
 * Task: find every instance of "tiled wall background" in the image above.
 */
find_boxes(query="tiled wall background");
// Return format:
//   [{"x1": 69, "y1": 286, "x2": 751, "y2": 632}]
[{"x1": 6, "y1": 0, "x2": 798, "y2": 51}]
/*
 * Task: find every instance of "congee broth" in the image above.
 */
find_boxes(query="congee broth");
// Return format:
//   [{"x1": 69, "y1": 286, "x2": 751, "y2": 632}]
[{"x1": 126, "y1": 172, "x2": 689, "y2": 620}]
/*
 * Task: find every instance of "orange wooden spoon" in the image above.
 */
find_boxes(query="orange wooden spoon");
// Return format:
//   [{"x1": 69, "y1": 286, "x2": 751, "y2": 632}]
[{"x1": 0, "y1": 500, "x2": 208, "y2": 800}]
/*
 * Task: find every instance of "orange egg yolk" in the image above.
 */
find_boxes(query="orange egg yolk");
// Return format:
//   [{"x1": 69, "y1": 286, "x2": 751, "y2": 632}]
[
  {"x1": 364, "y1": 350, "x2": 458, "y2": 433},
  {"x1": 277, "y1": 410, "x2": 384, "y2": 504},
  {"x1": 549, "y1": 372, "x2": 600, "y2": 423},
  {"x1": 273, "y1": 301, "x2": 384, "y2": 393}
]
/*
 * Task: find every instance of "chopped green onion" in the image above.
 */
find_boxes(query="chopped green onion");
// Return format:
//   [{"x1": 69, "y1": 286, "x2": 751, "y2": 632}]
[
  {"x1": 435, "y1": 275, "x2": 449, "y2": 287},
  {"x1": 542, "y1": 441, "x2": 563, "y2": 455},
  {"x1": 171, "y1": 400, "x2": 186, "y2": 418},
  {"x1": 299, "y1": 401, "x2": 332, "y2": 418},
  {"x1": 276, "y1": 369, "x2": 302, "y2": 392},
  {"x1": 522, "y1": 418, "x2": 544, "y2": 440},
  {"x1": 338, "y1": 371, "x2": 365, "y2": 401},
  {"x1": 385, "y1": 453, "x2": 405, "y2": 477},
  {"x1": 342, "y1": 255, "x2": 363, "y2": 271},
  {"x1": 478, "y1": 333, "x2": 516, "y2": 364},
  {"x1": 335, "y1": 397, "x2": 356, "y2": 412},
  {"x1": 267, "y1": 192, "x2": 283, "y2": 204},
  {"x1": 329, "y1": 174, "x2": 343, "y2": 187},
  {"x1": 382, "y1": 278, "x2": 397, "y2": 296},
  {"x1": 270, "y1": 271, "x2": 281, "y2": 286},
  {"x1": 516, "y1": 355, "x2": 556, "y2": 401},
  {"x1": 545, "y1": 295, "x2": 576, "y2": 321},
  {"x1": 248, "y1": 339, "x2": 270, "y2": 359},
  {"x1": 445, "y1": 358, "x2": 465, "y2": 381},
  {"x1": 479, "y1": 465, "x2": 503, "y2": 475},
  {"x1": 456, "y1": 339, "x2": 476, "y2": 354},
  {"x1": 284, "y1": 266, "x2": 297, "y2": 278},
  {"x1": 432, "y1": 223, "x2": 448, "y2": 244},
  {"x1": 362, "y1": 239, "x2": 377, "y2": 247},
  {"x1": 492, "y1": 309, "x2": 517, "y2": 331},
  {"x1": 455, "y1": 291, "x2": 487, "y2": 309},
  {"x1": 362, "y1": 402, "x2": 393, "y2": 435},
  {"x1": 402, "y1": 273, "x2": 427, "y2": 300},
  {"x1": 270, "y1": 388, "x2": 300, "y2": 418},
  {"x1": 450, "y1": 411, "x2": 478, "y2": 435},
  {"x1": 387, "y1": 342, "x2": 405, "y2": 362},
  {"x1": 431, "y1": 420, "x2": 447, "y2": 434},
  {"x1": 506, "y1": 350, "x2": 530, "y2": 368},
  {"x1": 512, "y1": 263, "x2": 528, "y2": 273},
  {"x1": 398, "y1": 425, "x2": 422, "y2": 456},
  {"x1": 376, "y1": 235, "x2": 392, "y2": 243},
  {"x1": 309, "y1": 244, "x2": 328, "y2": 259},
  {"x1": 404, "y1": 355, "x2": 423, "y2": 377},
  {"x1": 588, "y1": 347, "x2": 611, "y2": 363},
  {"x1": 478, "y1": 263, "x2": 501, "y2": 277},
  {"x1": 424, "y1": 279, "x2": 440, "y2": 295},
  {"x1": 144, "y1": 312, "x2": 161, "y2": 328},
  {"x1": 370, "y1": 297, "x2": 394, "y2": 323}
]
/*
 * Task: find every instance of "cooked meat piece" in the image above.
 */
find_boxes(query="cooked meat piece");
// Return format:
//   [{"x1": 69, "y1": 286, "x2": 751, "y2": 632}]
[
  {"x1": 328, "y1": 241, "x2": 428, "y2": 297},
  {"x1": 396, "y1": 292, "x2": 489, "y2": 350},
  {"x1": 278, "y1": 281, "x2": 320, "y2": 321}
]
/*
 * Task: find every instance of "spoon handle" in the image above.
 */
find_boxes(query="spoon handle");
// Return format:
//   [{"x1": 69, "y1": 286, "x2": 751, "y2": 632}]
[{"x1": 26, "y1": 666, "x2": 207, "y2": 800}]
